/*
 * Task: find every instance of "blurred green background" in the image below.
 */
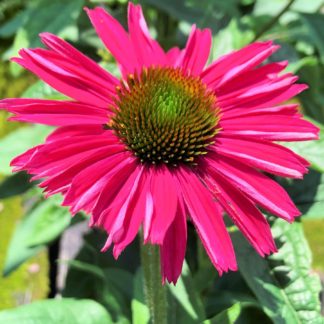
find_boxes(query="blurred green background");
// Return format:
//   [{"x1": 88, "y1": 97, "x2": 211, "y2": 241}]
[{"x1": 0, "y1": 0, "x2": 323, "y2": 323}]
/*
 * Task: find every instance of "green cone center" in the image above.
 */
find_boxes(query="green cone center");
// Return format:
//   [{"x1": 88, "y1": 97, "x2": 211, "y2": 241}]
[{"x1": 111, "y1": 67, "x2": 219, "y2": 166}]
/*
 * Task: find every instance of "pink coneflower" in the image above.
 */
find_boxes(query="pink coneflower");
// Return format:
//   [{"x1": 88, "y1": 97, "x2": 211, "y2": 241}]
[{"x1": 0, "y1": 3, "x2": 318, "y2": 283}]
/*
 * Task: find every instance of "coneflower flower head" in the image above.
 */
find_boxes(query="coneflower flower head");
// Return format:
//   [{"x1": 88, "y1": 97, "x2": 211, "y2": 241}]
[{"x1": 0, "y1": 3, "x2": 318, "y2": 284}]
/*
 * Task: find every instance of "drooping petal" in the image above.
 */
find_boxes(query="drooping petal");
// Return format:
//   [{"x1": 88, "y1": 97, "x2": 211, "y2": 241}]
[
  {"x1": 145, "y1": 165, "x2": 178, "y2": 244},
  {"x1": 63, "y1": 152, "x2": 134, "y2": 214},
  {"x1": 0, "y1": 98, "x2": 110, "y2": 126},
  {"x1": 203, "y1": 172, "x2": 276, "y2": 256},
  {"x1": 213, "y1": 136, "x2": 308, "y2": 178},
  {"x1": 99, "y1": 164, "x2": 143, "y2": 254},
  {"x1": 176, "y1": 167, "x2": 237, "y2": 274},
  {"x1": 112, "y1": 168, "x2": 153, "y2": 257},
  {"x1": 160, "y1": 194, "x2": 187, "y2": 284},
  {"x1": 207, "y1": 155, "x2": 300, "y2": 222}
]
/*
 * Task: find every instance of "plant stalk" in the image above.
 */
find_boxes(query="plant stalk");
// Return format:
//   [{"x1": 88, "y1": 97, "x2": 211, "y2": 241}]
[{"x1": 140, "y1": 239, "x2": 168, "y2": 324}]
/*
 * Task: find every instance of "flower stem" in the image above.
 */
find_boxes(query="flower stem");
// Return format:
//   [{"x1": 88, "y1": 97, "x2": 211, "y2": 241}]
[
  {"x1": 253, "y1": 0, "x2": 296, "y2": 41},
  {"x1": 140, "y1": 240, "x2": 168, "y2": 324}
]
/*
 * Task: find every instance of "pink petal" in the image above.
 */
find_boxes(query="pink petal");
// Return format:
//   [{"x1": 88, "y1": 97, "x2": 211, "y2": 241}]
[
  {"x1": 213, "y1": 136, "x2": 308, "y2": 178},
  {"x1": 40, "y1": 32, "x2": 119, "y2": 88},
  {"x1": 220, "y1": 113, "x2": 319, "y2": 141},
  {"x1": 85, "y1": 7, "x2": 139, "y2": 75},
  {"x1": 113, "y1": 168, "x2": 153, "y2": 257},
  {"x1": 201, "y1": 41, "x2": 277, "y2": 89},
  {"x1": 127, "y1": 3, "x2": 166, "y2": 67},
  {"x1": 220, "y1": 83, "x2": 308, "y2": 111},
  {"x1": 221, "y1": 104, "x2": 299, "y2": 121},
  {"x1": 160, "y1": 194, "x2": 187, "y2": 284},
  {"x1": 166, "y1": 47, "x2": 184, "y2": 66},
  {"x1": 176, "y1": 167, "x2": 237, "y2": 274},
  {"x1": 63, "y1": 152, "x2": 134, "y2": 214},
  {"x1": 0, "y1": 98, "x2": 110, "y2": 126},
  {"x1": 203, "y1": 172, "x2": 276, "y2": 256},
  {"x1": 102, "y1": 165, "x2": 144, "y2": 255},
  {"x1": 145, "y1": 165, "x2": 178, "y2": 244},
  {"x1": 207, "y1": 155, "x2": 300, "y2": 222},
  {"x1": 12, "y1": 49, "x2": 113, "y2": 108},
  {"x1": 180, "y1": 25, "x2": 212, "y2": 76},
  {"x1": 216, "y1": 61, "x2": 288, "y2": 96}
]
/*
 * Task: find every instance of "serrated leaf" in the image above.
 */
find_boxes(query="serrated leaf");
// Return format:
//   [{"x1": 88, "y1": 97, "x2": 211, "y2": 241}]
[
  {"x1": 0, "y1": 125, "x2": 52, "y2": 175},
  {"x1": 3, "y1": 196, "x2": 70, "y2": 276},
  {"x1": 0, "y1": 298, "x2": 112, "y2": 324},
  {"x1": 232, "y1": 219, "x2": 323, "y2": 324}
]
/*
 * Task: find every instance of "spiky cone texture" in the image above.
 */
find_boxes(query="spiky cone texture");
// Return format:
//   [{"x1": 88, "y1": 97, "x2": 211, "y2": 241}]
[{"x1": 0, "y1": 3, "x2": 319, "y2": 284}]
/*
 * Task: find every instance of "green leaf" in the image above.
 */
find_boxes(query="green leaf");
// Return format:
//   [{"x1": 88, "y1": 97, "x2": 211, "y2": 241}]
[
  {"x1": 141, "y1": 0, "x2": 240, "y2": 29},
  {"x1": 232, "y1": 219, "x2": 323, "y2": 324},
  {"x1": 300, "y1": 13, "x2": 324, "y2": 64},
  {"x1": 298, "y1": 60, "x2": 324, "y2": 124},
  {"x1": 64, "y1": 259, "x2": 133, "y2": 323},
  {"x1": 0, "y1": 298, "x2": 112, "y2": 324},
  {"x1": 0, "y1": 125, "x2": 52, "y2": 175},
  {"x1": 3, "y1": 0, "x2": 84, "y2": 61},
  {"x1": 0, "y1": 172, "x2": 33, "y2": 199},
  {"x1": 22, "y1": 80, "x2": 67, "y2": 100},
  {"x1": 284, "y1": 119, "x2": 324, "y2": 173},
  {"x1": 280, "y1": 170, "x2": 324, "y2": 220},
  {"x1": 3, "y1": 196, "x2": 70, "y2": 276},
  {"x1": 26, "y1": 196, "x2": 71, "y2": 247},
  {"x1": 204, "y1": 303, "x2": 242, "y2": 324},
  {"x1": 210, "y1": 20, "x2": 254, "y2": 60}
]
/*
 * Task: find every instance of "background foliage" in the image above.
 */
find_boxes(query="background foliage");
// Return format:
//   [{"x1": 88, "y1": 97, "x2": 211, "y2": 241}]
[{"x1": 0, "y1": 0, "x2": 323, "y2": 323}]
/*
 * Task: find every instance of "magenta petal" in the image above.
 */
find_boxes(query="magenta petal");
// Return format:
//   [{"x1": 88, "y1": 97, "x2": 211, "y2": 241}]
[
  {"x1": 63, "y1": 152, "x2": 134, "y2": 214},
  {"x1": 112, "y1": 168, "x2": 153, "y2": 257},
  {"x1": 127, "y1": 3, "x2": 166, "y2": 68},
  {"x1": 204, "y1": 172, "x2": 277, "y2": 256},
  {"x1": 160, "y1": 195, "x2": 187, "y2": 284},
  {"x1": 147, "y1": 165, "x2": 178, "y2": 244},
  {"x1": 180, "y1": 25, "x2": 212, "y2": 76},
  {"x1": 207, "y1": 155, "x2": 300, "y2": 222},
  {"x1": 220, "y1": 113, "x2": 319, "y2": 141},
  {"x1": 103, "y1": 165, "x2": 144, "y2": 256},
  {"x1": 0, "y1": 98, "x2": 110, "y2": 126},
  {"x1": 177, "y1": 167, "x2": 237, "y2": 274},
  {"x1": 40, "y1": 32, "x2": 118, "y2": 89},
  {"x1": 12, "y1": 49, "x2": 112, "y2": 108},
  {"x1": 85, "y1": 7, "x2": 139, "y2": 75},
  {"x1": 214, "y1": 137, "x2": 308, "y2": 178},
  {"x1": 201, "y1": 41, "x2": 277, "y2": 89}
]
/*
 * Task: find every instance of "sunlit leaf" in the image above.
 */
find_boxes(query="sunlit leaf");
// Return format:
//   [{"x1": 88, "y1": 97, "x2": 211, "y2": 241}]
[
  {"x1": 232, "y1": 219, "x2": 323, "y2": 323},
  {"x1": 0, "y1": 298, "x2": 112, "y2": 323}
]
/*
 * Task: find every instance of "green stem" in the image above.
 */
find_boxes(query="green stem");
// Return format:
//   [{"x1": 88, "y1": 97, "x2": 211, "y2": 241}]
[
  {"x1": 140, "y1": 240, "x2": 168, "y2": 324},
  {"x1": 253, "y1": 0, "x2": 296, "y2": 41}
]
